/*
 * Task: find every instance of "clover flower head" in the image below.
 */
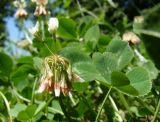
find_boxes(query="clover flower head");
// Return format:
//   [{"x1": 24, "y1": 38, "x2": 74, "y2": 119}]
[
  {"x1": 15, "y1": 8, "x2": 28, "y2": 19},
  {"x1": 37, "y1": 55, "x2": 73, "y2": 97},
  {"x1": 122, "y1": 32, "x2": 140, "y2": 45},
  {"x1": 48, "y1": 17, "x2": 59, "y2": 34}
]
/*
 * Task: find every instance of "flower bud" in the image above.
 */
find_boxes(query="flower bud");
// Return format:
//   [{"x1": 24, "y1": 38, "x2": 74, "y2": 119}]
[
  {"x1": 122, "y1": 32, "x2": 140, "y2": 45},
  {"x1": 48, "y1": 17, "x2": 59, "y2": 34},
  {"x1": 134, "y1": 16, "x2": 144, "y2": 23},
  {"x1": 34, "y1": 5, "x2": 48, "y2": 16},
  {"x1": 15, "y1": 8, "x2": 28, "y2": 19}
]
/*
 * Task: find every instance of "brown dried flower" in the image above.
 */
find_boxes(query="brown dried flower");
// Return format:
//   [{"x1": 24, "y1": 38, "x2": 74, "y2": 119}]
[
  {"x1": 15, "y1": 8, "x2": 28, "y2": 19},
  {"x1": 37, "y1": 55, "x2": 77, "y2": 97},
  {"x1": 34, "y1": 5, "x2": 48, "y2": 16},
  {"x1": 122, "y1": 32, "x2": 140, "y2": 45},
  {"x1": 34, "y1": 0, "x2": 48, "y2": 16}
]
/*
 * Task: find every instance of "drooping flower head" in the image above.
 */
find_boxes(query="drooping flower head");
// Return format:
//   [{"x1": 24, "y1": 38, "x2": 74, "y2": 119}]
[
  {"x1": 14, "y1": 0, "x2": 28, "y2": 19},
  {"x1": 34, "y1": 0, "x2": 48, "y2": 16},
  {"x1": 37, "y1": 55, "x2": 73, "y2": 97}
]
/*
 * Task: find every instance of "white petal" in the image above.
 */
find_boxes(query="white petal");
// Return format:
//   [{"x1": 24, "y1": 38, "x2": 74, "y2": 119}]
[
  {"x1": 37, "y1": 82, "x2": 46, "y2": 93},
  {"x1": 48, "y1": 17, "x2": 59, "y2": 33},
  {"x1": 54, "y1": 88, "x2": 60, "y2": 97}
]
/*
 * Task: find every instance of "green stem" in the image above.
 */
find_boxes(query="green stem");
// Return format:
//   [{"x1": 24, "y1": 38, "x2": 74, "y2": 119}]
[
  {"x1": 118, "y1": 92, "x2": 133, "y2": 116},
  {"x1": 59, "y1": 96, "x2": 72, "y2": 122},
  {"x1": 109, "y1": 96, "x2": 123, "y2": 122},
  {"x1": 44, "y1": 42, "x2": 54, "y2": 55},
  {"x1": 136, "y1": 98, "x2": 160, "y2": 119},
  {"x1": 31, "y1": 77, "x2": 38, "y2": 104},
  {"x1": 34, "y1": 97, "x2": 53, "y2": 116},
  {"x1": 0, "y1": 91, "x2": 12, "y2": 122},
  {"x1": 76, "y1": 0, "x2": 84, "y2": 17},
  {"x1": 151, "y1": 98, "x2": 160, "y2": 122},
  {"x1": 95, "y1": 87, "x2": 112, "y2": 122}
]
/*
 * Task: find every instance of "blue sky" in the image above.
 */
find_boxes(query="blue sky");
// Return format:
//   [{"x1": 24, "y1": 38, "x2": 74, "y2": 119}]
[{"x1": 5, "y1": 17, "x2": 33, "y2": 41}]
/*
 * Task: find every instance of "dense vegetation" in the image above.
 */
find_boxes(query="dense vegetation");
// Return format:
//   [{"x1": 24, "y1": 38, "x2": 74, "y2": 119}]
[{"x1": 0, "y1": 0, "x2": 160, "y2": 122}]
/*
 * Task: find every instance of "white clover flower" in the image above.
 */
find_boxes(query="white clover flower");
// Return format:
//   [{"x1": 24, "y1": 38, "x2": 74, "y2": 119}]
[{"x1": 48, "y1": 17, "x2": 59, "y2": 34}]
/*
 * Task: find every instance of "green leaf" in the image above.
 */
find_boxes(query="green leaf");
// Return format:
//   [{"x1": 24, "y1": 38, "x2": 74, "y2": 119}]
[
  {"x1": 142, "y1": 60, "x2": 159, "y2": 80},
  {"x1": 84, "y1": 25, "x2": 100, "y2": 49},
  {"x1": 106, "y1": 39, "x2": 134, "y2": 69},
  {"x1": 57, "y1": 18, "x2": 77, "y2": 39},
  {"x1": 34, "y1": 101, "x2": 46, "y2": 116},
  {"x1": 76, "y1": 101, "x2": 89, "y2": 117},
  {"x1": 10, "y1": 103, "x2": 27, "y2": 117},
  {"x1": 17, "y1": 104, "x2": 37, "y2": 121},
  {"x1": 25, "y1": 105, "x2": 37, "y2": 118},
  {"x1": 51, "y1": 100, "x2": 63, "y2": 114},
  {"x1": 59, "y1": 46, "x2": 91, "y2": 65},
  {"x1": 72, "y1": 82, "x2": 89, "y2": 92},
  {"x1": 17, "y1": 56, "x2": 33, "y2": 64},
  {"x1": 117, "y1": 85, "x2": 139, "y2": 96},
  {"x1": 0, "y1": 52, "x2": 13, "y2": 78},
  {"x1": 11, "y1": 64, "x2": 35, "y2": 91},
  {"x1": 126, "y1": 67, "x2": 151, "y2": 96},
  {"x1": 73, "y1": 62, "x2": 100, "y2": 81},
  {"x1": 111, "y1": 71, "x2": 130, "y2": 86},
  {"x1": 33, "y1": 57, "x2": 43, "y2": 71},
  {"x1": 93, "y1": 52, "x2": 118, "y2": 83},
  {"x1": 17, "y1": 111, "x2": 30, "y2": 121}
]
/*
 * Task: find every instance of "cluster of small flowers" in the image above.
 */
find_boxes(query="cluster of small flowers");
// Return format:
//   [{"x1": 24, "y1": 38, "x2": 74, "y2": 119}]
[
  {"x1": 14, "y1": 0, "x2": 82, "y2": 97},
  {"x1": 13, "y1": 0, "x2": 59, "y2": 36},
  {"x1": 37, "y1": 55, "x2": 84, "y2": 97}
]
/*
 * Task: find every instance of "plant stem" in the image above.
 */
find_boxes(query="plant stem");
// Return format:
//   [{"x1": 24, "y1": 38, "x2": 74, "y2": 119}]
[
  {"x1": 44, "y1": 42, "x2": 54, "y2": 55},
  {"x1": 118, "y1": 92, "x2": 133, "y2": 117},
  {"x1": 109, "y1": 95, "x2": 123, "y2": 122},
  {"x1": 59, "y1": 96, "x2": 72, "y2": 122},
  {"x1": 76, "y1": 0, "x2": 84, "y2": 17},
  {"x1": 31, "y1": 77, "x2": 38, "y2": 104},
  {"x1": 136, "y1": 98, "x2": 160, "y2": 119},
  {"x1": 151, "y1": 98, "x2": 160, "y2": 122},
  {"x1": 0, "y1": 91, "x2": 12, "y2": 122},
  {"x1": 95, "y1": 87, "x2": 112, "y2": 122}
]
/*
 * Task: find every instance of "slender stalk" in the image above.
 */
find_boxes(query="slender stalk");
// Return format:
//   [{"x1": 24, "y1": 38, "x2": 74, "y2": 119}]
[
  {"x1": 139, "y1": 29, "x2": 160, "y2": 39},
  {"x1": 31, "y1": 77, "x2": 38, "y2": 104},
  {"x1": 34, "y1": 97, "x2": 53, "y2": 116},
  {"x1": 76, "y1": 0, "x2": 84, "y2": 17},
  {"x1": 59, "y1": 96, "x2": 72, "y2": 122},
  {"x1": 134, "y1": 48, "x2": 147, "y2": 62},
  {"x1": 69, "y1": 92, "x2": 76, "y2": 106},
  {"x1": 0, "y1": 91, "x2": 12, "y2": 122},
  {"x1": 95, "y1": 87, "x2": 112, "y2": 122},
  {"x1": 12, "y1": 89, "x2": 30, "y2": 103},
  {"x1": 109, "y1": 96, "x2": 123, "y2": 122},
  {"x1": 44, "y1": 42, "x2": 54, "y2": 55},
  {"x1": 118, "y1": 92, "x2": 133, "y2": 116},
  {"x1": 151, "y1": 98, "x2": 160, "y2": 122}
]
